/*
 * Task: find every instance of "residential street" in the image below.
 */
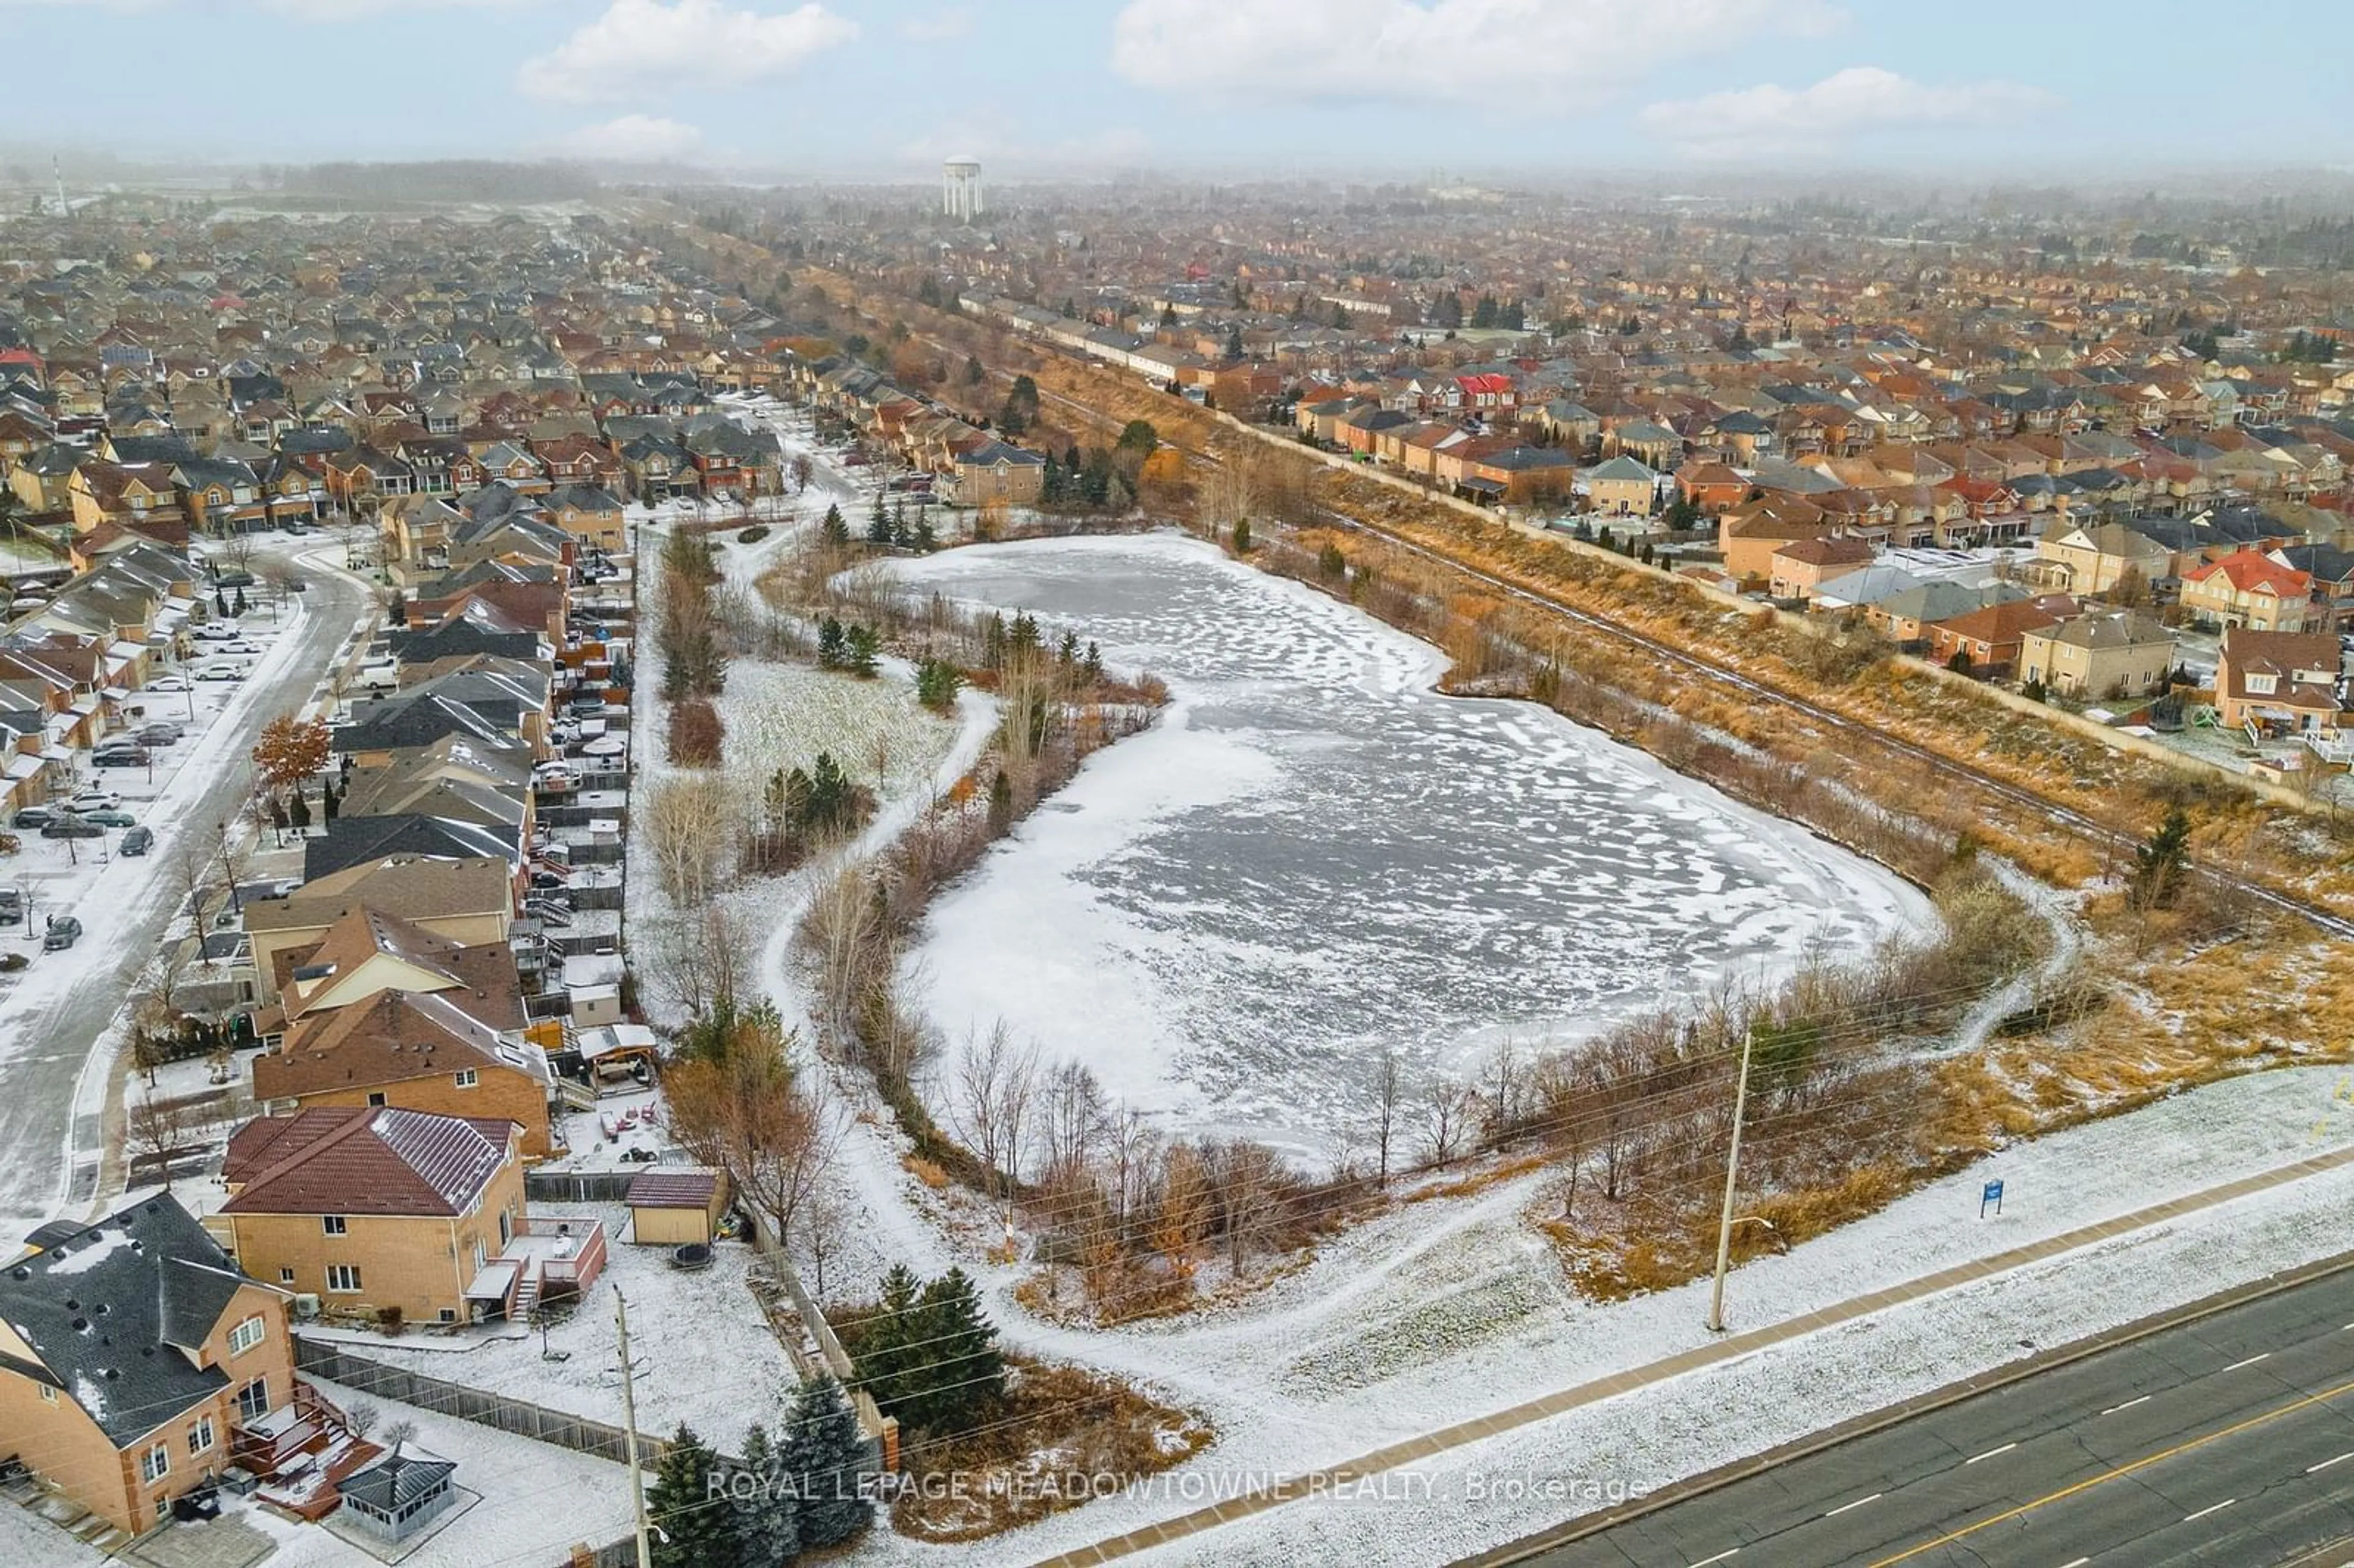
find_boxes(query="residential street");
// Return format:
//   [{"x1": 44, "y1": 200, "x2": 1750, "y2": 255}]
[
  {"x1": 1518, "y1": 1265, "x2": 2354, "y2": 1568},
  {"x1": 0, "y1": 542, "x2": 371, "y2": 1235}
]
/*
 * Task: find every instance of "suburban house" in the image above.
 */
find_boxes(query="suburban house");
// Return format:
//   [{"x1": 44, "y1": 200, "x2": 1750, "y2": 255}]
[
  {"x1": 2179, "y1": 549, "x2": 2315, "y2": 632},
  {"x1": 1770, "y1": 536, "x2": 1878, "y2": 603},
  {"x1": 2018, "y1": 609, "x2": 2179, "y2": 699},
  {"x1": 262, "y1": 905, "x2": 528, "y2": 1037},
  {"x1": 2033, "y1": 521, "x2": 2174, "y2": 594},
  {"x1": 213, "y1": 1106, "x2": 598, "y2": 1326},
  {"x1": 2214, "y1": 628, "x2": 2347, "y2": 731},
  {"x1": 240, "y1": 855, "x2": 514, "y2": 1005},
  {"x1": 1924, "y1": 598, "x2": 2068, "y2": 675},
  {"x1": 0, "y1": 1198, "x2": 295, "y2": 1536},
  {"x1": 950, "y1": 441, "x2": 1046, "y2": 508},
  {"x1": 251, "y1": 989, "x2": 557, "y2": 1155},
  {"x1": 1583, "y1": 454, "x2": 1659, "y2": 517}
]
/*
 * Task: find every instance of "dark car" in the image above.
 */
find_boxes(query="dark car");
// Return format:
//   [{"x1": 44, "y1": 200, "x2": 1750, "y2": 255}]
[
  {"x1": 210, "y1": 570, "x2": 256, "y2": 590},
  {"x1": 91, "y1": 747, "x2": 151, "y2": 769},
  {"x1": 41, "y1": 819, "x2": 104, "y2": 839},
  {"x1": 132, "y1": 724, "x2": 181, "y2": 746},
  {"x1": 11, "y1": 808, "x2": 53, "y2": 831},
  {"x1": 287, "y1": 579, "x2": 309, "y2": 592},
  {"x1": 0, "y1": 888, "x2": 21, "y2": 924},
  {"x1": 42, "y1": 916, "x2": 81, "y2": 951},
  {"x1": 83, "y1": 810, "x2": 136, "y2": 829},
  {"x1": 119, "y1": 826, "x2": 154, "y2": 856}
]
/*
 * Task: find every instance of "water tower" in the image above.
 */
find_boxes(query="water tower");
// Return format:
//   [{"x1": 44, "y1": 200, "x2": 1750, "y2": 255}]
[{"x1": 942, "y1": 158, "x2": 984, "y2": 224}]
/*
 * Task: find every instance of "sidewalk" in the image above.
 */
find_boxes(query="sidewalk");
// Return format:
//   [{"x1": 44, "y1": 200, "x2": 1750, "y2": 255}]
[{"x1": 1029, "y1": 1140, "x2": 2354, "y2": 1566}]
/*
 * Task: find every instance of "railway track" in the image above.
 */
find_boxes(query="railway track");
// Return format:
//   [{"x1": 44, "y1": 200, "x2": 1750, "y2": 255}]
[{"x1": 837, "y1": 281, "x2": 2353, "y2": 942}]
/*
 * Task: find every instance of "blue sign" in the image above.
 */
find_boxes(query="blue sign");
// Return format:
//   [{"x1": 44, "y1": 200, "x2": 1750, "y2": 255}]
[{"x1": 1980, "y1": 1179, "x2": 2005, "y2": 1217}]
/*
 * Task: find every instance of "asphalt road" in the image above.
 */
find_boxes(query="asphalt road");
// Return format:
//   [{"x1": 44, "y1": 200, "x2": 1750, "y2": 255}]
[
  {"x1": 0, "y1": 541, "x2": 370, "y2": 1230},
  {"x1": 1518, "y1": 1268, "x2": 2354, "y2": 1568}
]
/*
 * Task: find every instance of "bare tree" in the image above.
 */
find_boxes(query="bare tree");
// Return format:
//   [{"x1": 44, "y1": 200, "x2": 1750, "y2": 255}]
[
  {"x1": 800, "y1": 1185, "x2": 850, "y2": 1299},
  {"x1": 665, "y1": 1019, "x2": 843, "y2": 1250},
  {"x1": 949, "y1": 1022, "x2": 1039, "y2": 1217},
  {"x1": 1208, "y1": 1140, "x2": 1286, "y2": 1276},
  {"x1": 1035, "y1": 1059, "x2": 1110, "y2": 1192},
  {"x1": 126, "y1": 1094, "x2": 192, "y2": 1190},
  {"x1": 1419, "y1": 1081, "x2": 1474, "y2": 1165},
  {"x1": 640, "y1": 774, "x2": 735, "y2": 905},
  {"x1": 637, "y1": 905, "x2": 750, "y2": 1021},
  {"x1": 1369, "y1": 1045, "x2": 1403, "y2": 1189}
]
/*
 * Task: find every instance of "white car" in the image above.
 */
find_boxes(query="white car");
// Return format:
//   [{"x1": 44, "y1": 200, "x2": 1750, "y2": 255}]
[
  {"x1": 191, "y1": 622, "x2": 242, "y2": 642},
  {"x1": 67, "y1": 790, "x2": 121, "y2": 812},
  {"x1": 220, "y1": 640, "x2": 265, "y2": 655},
  {"x1": 148, "y1": 676, "x2": 191, "y2": 693},
  {"x1": 195, "y1": 661, "x2": 247, "y2": 682}
]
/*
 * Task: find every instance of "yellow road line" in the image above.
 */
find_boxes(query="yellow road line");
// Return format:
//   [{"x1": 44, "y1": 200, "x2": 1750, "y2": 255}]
[{"x1": 1867, "y1": 1375, "x2": 2354, "y2": 1566}]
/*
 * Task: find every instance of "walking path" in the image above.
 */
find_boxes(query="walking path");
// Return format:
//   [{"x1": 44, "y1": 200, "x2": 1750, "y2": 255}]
[{"x1": 1029, "y1": 1140, "x2": 2354, "y2": 1566}]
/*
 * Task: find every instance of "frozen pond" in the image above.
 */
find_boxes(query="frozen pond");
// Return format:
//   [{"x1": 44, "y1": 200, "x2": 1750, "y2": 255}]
[{"x1": 892, "y1": 534, "x2": 1935, "y2": 1161}]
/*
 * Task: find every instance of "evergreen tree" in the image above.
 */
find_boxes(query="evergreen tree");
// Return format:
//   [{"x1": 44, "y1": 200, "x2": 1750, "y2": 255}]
[
  {"x1": 1232, "y1": 517, "x2": 1252, "y2": 555},
  {"x1": 1081, "y1": 641, "x2": 1103, "y2": 684},
  {"x1": 1007, "y1": 611, "x2": 1042, "y2": 661},
  {"x1": 646, "y1": 1425, "x2": 732, "y2": 1568},
  {"x1": 386, "y1": 587, "x2": 407, "y2": 625},
  {"x1": 322, "y1": 780, "x2": 338, "y2": 821},
  {"x1": 866, "y1": 490, "x2": 889, "y2": 544},
  {"x1": 288, "y1": 788, "x2": 310, "y2": 832},
  {"x1": 962, "y1": 354, "x2": 984, "y2": 386},
  {"x1": 914, "y1": 657, "x2": 962, "y2": 712},
  {"x1": 215, "y1": 586, "x2": 229, "y2": 617},
  {"x1": 1225, "y1": 323, "x2": 1244, "y2": 359},
  {"x1": 732, "y1": 1423, "x2": 799, "y2": 1567},
  {"x1": 820, "y1": 503, "x2": 849, "y2": 548},
  {"x1": 844, "y1": 623, "x2": 880, "y2": 679},
  {"x1": 2131, "y1": 806, "x2": 2192, "y2": 909},
  {"x1": 854, "y1": 1265, "x2": 924, "y2": 1414},
  {"x1": 905, "y1": 1269, "x2": 1005, "y2": 1434},
  {"x1": 231, "y1": 586, "x2": 248, "y2": 617},
  {"x1": 1471, "y1": 294, "x2": 1499, "y2": 329},
  {"x1": 1040, "y1": 454, "x2": 1064, "y2": 505},
  {"x1": 889, "y1": 498, "x2": 908, "y2": 547},
  {"x1": 980, "y1": 612, "x2": 1007, "y2": 669},
  {"x1": 912, "y1": 514, "x2": 936, "y2": 553},
  {"x1": 781, "y1": 1375, "x2": 869, "y2": 1550},
  {"x1": 816, "y1": 616, "x2": 846, "y2": 670}
]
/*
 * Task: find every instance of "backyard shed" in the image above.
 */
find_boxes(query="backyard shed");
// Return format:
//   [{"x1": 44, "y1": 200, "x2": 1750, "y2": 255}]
[{"x1": 625, "y1": 1165, "x2": 729, "y2": 1246}]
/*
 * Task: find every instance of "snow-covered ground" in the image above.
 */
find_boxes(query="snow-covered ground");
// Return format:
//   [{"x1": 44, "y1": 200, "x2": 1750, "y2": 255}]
[
  {"x1": 312, "y1": 1206, "x2": 803, "y2": 1451},
  {"x1": 837, "y1": 1064, "x2": 2354, "y2": 1566},
  {"x1": 885, "y1": 533, "x2": 1936, "y2": 1160}
]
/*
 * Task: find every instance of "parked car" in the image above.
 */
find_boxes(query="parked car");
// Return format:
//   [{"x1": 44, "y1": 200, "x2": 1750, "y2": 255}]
[
  {"x1": 210, "y1": 570, "x2": 256, "y2": 590},
  {"x1": 0, "y1": 887, "x2": 21, "y2": 924},
  {"x1": 91, "y1": 747, "x2": 151, "y2": 769},
  {"x1": 192, "y1": 622, "x2": 242, "y2": 642},
  {"x1": 40, "y1": 819, "x2": 103, "y2": 839},
  {"x1": 82, "y1": 810, "x2": 136, "y2": 829},
  {"x1": 67, "y1": 790, "x2": 121, "y2": 812},
  {"x1": 195, "y1": 662, "x2": 246, "y2": 682},
  {"x1": 119, "y1": 826, "x2": 154, "y2": 856},
  {"x1": 11, "y1": 809, "x2": 53, "y2": 831},
  {"x1": 219, "y1": 639, "x2": 265, "y2": 656},
  {"x1": 286, "y1": 579, "x2": 309, "y2": 592},
  {"x1": 147, "y1": 676, "x2": 191, "y2": 693},
  {"x1": 132, "y1": 724, "x2": 181, "y2": 746},
  {"x1": 42, "y1": 916, "x2": 81, "y2": 951}
]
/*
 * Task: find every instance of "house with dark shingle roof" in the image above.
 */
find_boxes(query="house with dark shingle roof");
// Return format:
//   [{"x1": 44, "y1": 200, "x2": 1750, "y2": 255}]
[{"x1": 0, "y1": 1195, "x2": 294, "y2": 1536}]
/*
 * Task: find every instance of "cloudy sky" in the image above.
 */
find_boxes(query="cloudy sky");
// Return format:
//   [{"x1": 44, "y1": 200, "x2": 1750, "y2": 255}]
[{"x1": 0, "y1": 0, "x2": 2343, "y2": 176}]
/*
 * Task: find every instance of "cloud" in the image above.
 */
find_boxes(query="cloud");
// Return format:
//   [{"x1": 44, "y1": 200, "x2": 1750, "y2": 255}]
[
  {"x1": 1110, "y1": 0, "x2": 1842, "y2": 107},
  {"x1": 541, "y1": 113, "x2": 705, "y2": 162},
  {"x1": 897, "y1": 6, "x2": 969, "y2": 42},
  {"x1": 1640, "y1": 66, "x2": 2057, "y2": 160},
  {"x1": 519, "y1": 0, "x2": 856, "y2": 104}
]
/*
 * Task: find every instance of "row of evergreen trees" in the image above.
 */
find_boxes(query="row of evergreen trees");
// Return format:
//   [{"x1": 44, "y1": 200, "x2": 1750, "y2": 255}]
[
  {"x1": 642, "y1": 1376, "x2": 869, "y2": 1567},
  {"x1": 851, "y1": 1266, "x2": 1006, "y2": 1436}
]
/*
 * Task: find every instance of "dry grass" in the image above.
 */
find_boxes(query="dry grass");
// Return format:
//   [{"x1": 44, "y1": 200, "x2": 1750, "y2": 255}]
[
  {"x1": 887, "y1": 1355, "x2": 1213, "y2": 1542},
  {"x1": 902, "y1": 1154, "x2": 951, "y2": 1190}
]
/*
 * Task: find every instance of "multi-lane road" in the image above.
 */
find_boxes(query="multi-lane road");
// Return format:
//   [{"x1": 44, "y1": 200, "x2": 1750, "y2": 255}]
[
  {"x1": 0, "y1": 542, "x2": 370, "y2": 1231},
  {"x1": 1508, "y1": 1265, "x2": 2354, "y2": 1567}
]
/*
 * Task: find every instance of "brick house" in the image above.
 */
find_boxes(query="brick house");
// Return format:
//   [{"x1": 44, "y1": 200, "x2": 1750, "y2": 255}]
[
  {"x1": 2214, "y1": 628, "x2": 2346, "y2": 731},
  {"x1": 0, "y1": 1198, "x2": 295, "y2": 1536},
  {"x1": 215, "y1": 1107, "x2": 600, "y2": 1326}
]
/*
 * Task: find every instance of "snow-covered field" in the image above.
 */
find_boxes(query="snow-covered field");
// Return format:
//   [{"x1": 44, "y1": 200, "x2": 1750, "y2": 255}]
[
  {"x1": 847, "y1": 1064, "x2": 2354, "y2": 1567},
  {"x1": 887, "y1": 533, "x2": 1935, "y2": 1159}
]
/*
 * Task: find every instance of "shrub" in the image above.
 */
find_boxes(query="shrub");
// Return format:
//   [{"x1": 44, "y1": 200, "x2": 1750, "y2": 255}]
[
  {"x1": 739, "y1": 524, "x2": 770, "y2": 544},
  {"x1": 666, "y1": 698, "x2": 725, "y2": 766}
]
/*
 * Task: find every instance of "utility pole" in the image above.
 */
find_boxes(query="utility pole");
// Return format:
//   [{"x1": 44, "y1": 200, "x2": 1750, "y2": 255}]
[
  {"x1": 1706, "y1": 1027, "x2": 1756, "y2": 1335},
  {"x1": 617, "y1": 1287, "x2": 653, "y2": 1568}
]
